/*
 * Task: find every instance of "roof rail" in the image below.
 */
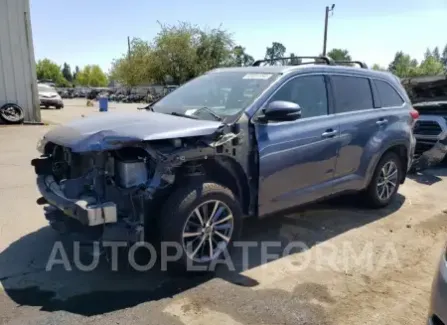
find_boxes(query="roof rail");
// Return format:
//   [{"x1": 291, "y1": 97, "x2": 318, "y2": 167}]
[
  {"x1": 252, "y1": 56, "x2": 335, "y2": 67},
  {"x1": 334, "y1": 61, "x2": 368, "y2": 69}
]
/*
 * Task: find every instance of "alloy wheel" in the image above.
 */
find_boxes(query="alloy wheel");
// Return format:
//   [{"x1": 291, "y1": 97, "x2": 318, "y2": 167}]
[
  {"x1": 182, "y1": 200, "x2": 234, "y2": 263},
  {"x1": 376, "y1": 161, "x2": 398, "y2": 201}
]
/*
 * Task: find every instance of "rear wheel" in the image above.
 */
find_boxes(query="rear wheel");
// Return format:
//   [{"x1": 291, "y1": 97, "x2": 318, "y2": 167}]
[
  {"x1": 159, "y1": 182, "x2": 242, "y2": 271},
  {"x1": 363, "y1": 152, "x2": 402, "y2": 208}
]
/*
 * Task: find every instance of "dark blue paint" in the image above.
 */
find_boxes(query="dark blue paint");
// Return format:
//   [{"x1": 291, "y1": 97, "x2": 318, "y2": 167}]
[{"x1": 250, "y1": 65, "x2": 415, "y2": 217}]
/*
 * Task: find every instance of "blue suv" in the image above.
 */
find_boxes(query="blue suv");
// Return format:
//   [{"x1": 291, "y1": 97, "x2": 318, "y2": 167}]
[{"x1": 32, "y1": 56, "x2": 417, "y2": 268}]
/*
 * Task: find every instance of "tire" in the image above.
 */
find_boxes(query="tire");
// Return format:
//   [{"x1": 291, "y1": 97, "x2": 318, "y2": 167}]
[
  {"x1": 0, "y1": 103, "x2": 24, "y2": 124},
  {"x1": 56, "y1": 105, "x2": 63, "y2": 109},
  {"x1": 363, "y1": 152, "x2": 402, "y2": 208},
  {"x1": 159, "y1": 182, "x2": 243, "y2": 272}
]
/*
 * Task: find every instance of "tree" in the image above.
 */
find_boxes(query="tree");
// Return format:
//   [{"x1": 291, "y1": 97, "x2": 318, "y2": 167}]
[
  {"x1": 418, "y1": 56, "x2": 444, "y2": 76},
  {"x1": 327, "y1": 48, "x2": 352, "y2": 62},
  {"x1": 432, "y1": 47, "x2": 441, "y2": 61},
  {"x1": 229, "y1": 45, "x2": 254, "y2": 67},
  {"x1": 288, "y1": 53, "x2": 302, "y2": 65},
  {"x1": 372, "y1": 64, "x2": 387, "y2": 71},
  {"x1": 148, "y1": 22, "x2": 235, "y2": 84},
  {"x1": 265, "y1": 42, "x2": 286, "y2": 65},
  {"x1": 424, "y1": 48, "x2": 432, "y2": 60},
  {"x1": 73, "y1": 66, "x2": 80, "y2": 81},
  {"x1": 109, "y1": 38, "x2": 153, "y2": 87},
  {"x1": 442, "y1": 44, "x2": 447, "y2": 70},
  {"x1": 36, "y1": 58, "x2": 64, "y2": 83},
  {"x1": 388, "y1": 51, "x2": 420, "y2": 78},
  {"x1": 61, "y1": 62, "x2": 73, "y2": 82},
  {"x1": 148, "y1": 22, "x2": 202, "y2": 84},
  {"x1": 75, "y1": 65, "x2": 108, "y2": 87}
]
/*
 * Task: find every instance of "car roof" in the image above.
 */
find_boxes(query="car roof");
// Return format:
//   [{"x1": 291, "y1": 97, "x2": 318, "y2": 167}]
[{"x1": 209, "y1": 64, "x2": 396, "y2": 81}]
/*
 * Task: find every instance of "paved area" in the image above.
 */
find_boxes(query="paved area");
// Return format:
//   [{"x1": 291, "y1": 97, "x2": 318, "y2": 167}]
[
  {"x1": 1, "y1": 102, "x2": 447, "y2": 324},
  {"x1": 41, "y1": 98, "x2": 142, "y2": 125}
]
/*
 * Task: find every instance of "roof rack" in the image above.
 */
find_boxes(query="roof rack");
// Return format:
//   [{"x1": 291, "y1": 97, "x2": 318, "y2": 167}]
[
  {"x1": 334, "y1": 61, "x2": 368, "y2": 69},
  {"x1": 252, "y1": 57, "x2": 369, "y2": 69},
  {"x1": 252, "y1": 56, "x2": 335, "y2": 67}
]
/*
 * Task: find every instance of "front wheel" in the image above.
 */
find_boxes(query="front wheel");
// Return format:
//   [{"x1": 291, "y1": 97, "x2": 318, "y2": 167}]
[
  {"x1": 159, "y1": 182, "x2": 242, "y2": 271},
  {"x1": 363, "y1": 152, "x2": 402, "y2": 208}
]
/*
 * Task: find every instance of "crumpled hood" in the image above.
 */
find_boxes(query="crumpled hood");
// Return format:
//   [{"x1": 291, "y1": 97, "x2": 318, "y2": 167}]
[
  {"x1": 42, "y1": 111, "x2": 223, "y2": 152},
  {"x1": 402, "y1": 75, "x2": 447, "y2": 104}
]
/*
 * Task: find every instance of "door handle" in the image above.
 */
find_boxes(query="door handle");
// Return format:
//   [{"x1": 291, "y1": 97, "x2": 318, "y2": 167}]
[
  {"x1": 376, "y1": 119, "x2": 388, "y2": 126},
  {"x1": 321, "y1": 129, "x2": 337, "y2": 138}
]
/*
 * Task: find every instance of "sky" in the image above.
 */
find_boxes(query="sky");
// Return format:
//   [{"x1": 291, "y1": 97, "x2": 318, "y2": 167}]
[{"x1": 30, "y1": 0, "x2": 447, "y2": 73}]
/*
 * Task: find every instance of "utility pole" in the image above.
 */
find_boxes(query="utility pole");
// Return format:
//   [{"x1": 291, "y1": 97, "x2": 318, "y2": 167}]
[
  {"x1": 127, "y1": 36, "x2": 131, "y2": 60},
  {"x1": 322, "y1": 4, "x2": 335, "y2": 56}
]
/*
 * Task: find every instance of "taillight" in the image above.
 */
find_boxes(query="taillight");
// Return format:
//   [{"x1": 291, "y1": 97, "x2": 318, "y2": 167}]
[
  {"x1": 410, "y1": 109, "x2": 419, "y2": 120},
  {"x1": 410, "y1": 108, "x2": 419, "y2": 128}
]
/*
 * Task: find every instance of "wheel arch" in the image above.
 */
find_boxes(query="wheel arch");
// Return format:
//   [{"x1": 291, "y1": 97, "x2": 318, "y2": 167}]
[
  {"x1": 365, "y1": 142, "x2": 409, "y2": 187},
  {"x1": 172, "y1": 156, "x2": 251, "y2": 216}
]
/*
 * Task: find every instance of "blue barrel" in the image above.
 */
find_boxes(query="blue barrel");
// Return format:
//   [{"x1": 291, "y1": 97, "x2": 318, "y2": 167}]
[{"x1": 99, "y1": 97, "x2": 108, "y2": 112}]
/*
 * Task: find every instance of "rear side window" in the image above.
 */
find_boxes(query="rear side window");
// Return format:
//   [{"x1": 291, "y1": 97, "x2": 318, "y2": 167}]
[
  {"x1": 331, "y1": 75, "x2": 374, "y2": 113},
  {"x1": 269, "y1": 75, "x2": 328, "y2": 118},
  {"x1": 375, "y1": 80, "x2": 404, "y2": 107}
]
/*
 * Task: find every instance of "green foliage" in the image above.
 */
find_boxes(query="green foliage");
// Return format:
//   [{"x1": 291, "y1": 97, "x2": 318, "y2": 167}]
[
  {"x1": 229, "y1": 46, "x2": 254, "y2": 67},
  {"x1": 39, "y1": 25, "x2": 447, "y2": 88},
  {"x1": 75, "y1": 65, "x2": 108, "y2": 87},
  {"x1": 109, "y1": 38, "x2": 153, "y2": 87},
  {"x1": 419, "y1": 55, "x2": 444, "y2": 76},
  {"x1": 73, "y1": 66, "x2": 80, "y2": 82},
  {"x1": 61, "y1": 62, "x2": 73, "y2": 82},
  {"x1": 372, "y1": 64, "x2": 387, "y2": 71},
  {"x1": 36, "y1": 58, "x2": 64, "y2": 83},
  {"x1": 388, "y1": 48, "x2": 446, "y2": 78},
  {"x1": 109, "y1": 22, "x2": 237, "y2": 86},
  {"x1": 55, "y1": 78, "x2": 71, "y2": 87},
  {"x1": 265, "y1": 42, "x2": 286, "y2": 65},
  {"x1": 327, "y1": 48, "x2": 352, "y2": 62}
]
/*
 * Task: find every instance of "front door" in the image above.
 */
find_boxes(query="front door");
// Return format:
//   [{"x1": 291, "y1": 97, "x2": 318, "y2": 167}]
[{"x1": 254, "y1": 74, "x2": 340, "y2": 216}]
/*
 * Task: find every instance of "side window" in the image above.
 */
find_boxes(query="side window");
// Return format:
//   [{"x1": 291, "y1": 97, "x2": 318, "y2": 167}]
[
  {"x1": 269, "y1": 75, "x2": 328, "y2": 118},
  {"x1": 375, "y1": 80, "x2": 404, "y2": 107},
  {"x1": 331, "y1": 75, "x2": 374, "y2": 113}
]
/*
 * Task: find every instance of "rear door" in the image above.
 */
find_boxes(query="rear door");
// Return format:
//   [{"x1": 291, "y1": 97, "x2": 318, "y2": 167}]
[
  {"x1": 255, "y1": 74, "x2": 340, "y2": 216},
  {"x1": 329, "y1": 74, "x2": 389, "y2": 191}
]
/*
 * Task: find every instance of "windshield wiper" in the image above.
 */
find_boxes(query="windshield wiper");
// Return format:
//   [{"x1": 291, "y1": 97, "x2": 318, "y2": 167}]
[
  {"x1": 194, "y1": 106, "x2": 223, "y2": 121},
  {"x1": 170, "y1": 112, "x2": 199, "y2": 119}
]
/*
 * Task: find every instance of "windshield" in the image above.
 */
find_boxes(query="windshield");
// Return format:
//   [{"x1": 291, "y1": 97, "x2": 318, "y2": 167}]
[
  {"x1": 152, "y1": 71, "x2": 280, "y2": 121},
  {"x1": 38, "y1": 84, "x2": 56, "y2": 92}
]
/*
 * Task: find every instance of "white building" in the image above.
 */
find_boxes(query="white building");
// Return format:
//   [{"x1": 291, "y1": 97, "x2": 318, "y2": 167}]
[{"x1": 0, "y1": 0, "x2": 40, "y2": 122}]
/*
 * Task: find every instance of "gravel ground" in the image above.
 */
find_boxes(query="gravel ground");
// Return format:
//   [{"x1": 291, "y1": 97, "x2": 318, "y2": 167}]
[{"x1": 0, "y1": 101, "x2": 446, "y2": 325}]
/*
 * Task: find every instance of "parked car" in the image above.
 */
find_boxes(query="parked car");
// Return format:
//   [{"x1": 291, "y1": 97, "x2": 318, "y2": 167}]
[
  {"x1": 402, "y1": 76, "x2": 447, "y2": 170},
  {"x1": 428, "y1": 242, "x2": 447, "y2": 325},
  {"x1": 31, "y1": 56, "x2": 416, "y2": 269},
  {"x1": 38, "y1": 83, "x2": 64, "y2": 109}
]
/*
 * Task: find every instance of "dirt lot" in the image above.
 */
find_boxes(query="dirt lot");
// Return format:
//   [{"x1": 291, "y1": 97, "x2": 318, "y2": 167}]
[{"x1": 0, "y1": 99, "x2": 446, "y2": 325}]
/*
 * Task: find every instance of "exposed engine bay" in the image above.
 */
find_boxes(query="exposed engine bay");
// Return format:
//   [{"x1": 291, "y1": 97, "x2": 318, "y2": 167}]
[
  {"x1": 402, "y1": 75, "x2": 447, "y2": 171},
  {"x1": 31, "y1": 127, "x2": 249, "y2": 244}
]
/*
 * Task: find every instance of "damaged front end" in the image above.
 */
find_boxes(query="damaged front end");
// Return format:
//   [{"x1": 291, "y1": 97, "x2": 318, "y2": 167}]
[
  {"x1": 31, "y1": 112, "x2": 247, "y2": 248},
  {"x1": 402, "y1": 76, "x2": 447, "y2": 171}
]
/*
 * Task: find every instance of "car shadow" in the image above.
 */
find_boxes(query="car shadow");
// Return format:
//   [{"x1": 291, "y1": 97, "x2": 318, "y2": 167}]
[
  {"x1": 408, "y1": 166, "x2": 447, "y2": 186},
  {"x1": 0, "y1": 194, "x2": 405, "y2": 317}
]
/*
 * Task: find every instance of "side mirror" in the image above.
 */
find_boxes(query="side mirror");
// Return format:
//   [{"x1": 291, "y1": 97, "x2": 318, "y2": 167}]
[{"x1": 261, "y1": 101, "x2": 302, "y2": 122}]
